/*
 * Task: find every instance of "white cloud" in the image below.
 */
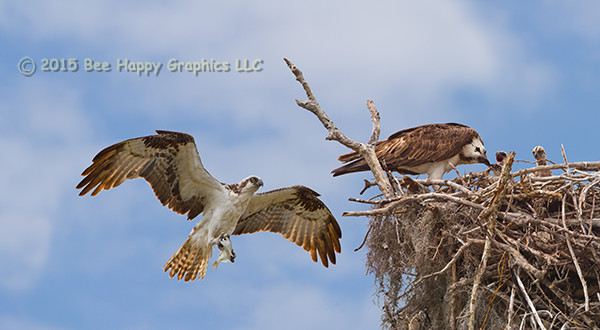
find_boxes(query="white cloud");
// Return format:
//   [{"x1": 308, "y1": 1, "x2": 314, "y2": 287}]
[
  {"x1": 0, "y1": 79, "x2": 92, "y2": 291},
  {"x1": 0, "y1": 139, "x2": 56, "y2": 291},
  {"x1": 5, "y1": 0, "x2": 554, "y2": 125},
  {"x1": 0, "y1": 213, "x2": 51, "y2": 291},
  {"x1": 232, "y1": 282, "x2": 379, "y2": 330}
]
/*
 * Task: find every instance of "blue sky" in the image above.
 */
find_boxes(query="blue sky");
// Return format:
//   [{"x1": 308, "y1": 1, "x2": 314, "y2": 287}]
[{"x1": 1, "y1": 1, "x2": 599, "y2": 329}]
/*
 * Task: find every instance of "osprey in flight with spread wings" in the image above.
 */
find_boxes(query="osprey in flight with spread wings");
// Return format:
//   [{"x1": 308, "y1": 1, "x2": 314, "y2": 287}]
[
  {"x1": 332, "y1": 123, "x2": 492, "y2": 180},
  {"x1": 77, "y1": 130, "x2": 341, "y2": 282}
]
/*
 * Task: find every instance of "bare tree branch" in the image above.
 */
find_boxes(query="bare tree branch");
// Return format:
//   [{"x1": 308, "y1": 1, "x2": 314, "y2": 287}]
[
  {"x1": 468, "y1": 237, "x2": 490, "y2": 330},
  {"x1": 284, "y1": 58, "x2": 394, "y2": 198},
  {"x1": 506, "y1": 286, "x2": 516, "y2": 330},
  {"x1": 515, "y1": 269, "x2": 547, "y2": 330},
  {"x1": 511, "y1": 161, "x2": 600, "y2": 178},
  {"x1": 561, "y1": 195, "x2": 590, "y2": 312},
  {"x1": 366, "y1": 99, "x2": 380, "y2": 145},
  {"x1": 415, "y1": 239, "x2": 480, "y2": 285},
  {"x1": 479, "y1": 152, "x2": 515, "y2": 226}
]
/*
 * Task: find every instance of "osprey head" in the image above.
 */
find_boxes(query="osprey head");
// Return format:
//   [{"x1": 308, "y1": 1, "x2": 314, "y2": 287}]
[
  {"x1": 228, "y1": 176, "x2": 264, "y2": 195},
  {"x1": 532, "y1": 146, "x2": 546, "y2": 162},
  {"x1": 495, "y1": 150, "x2": 507, "y2": 165},
  {"x1": 241, "y1": 175, "x2": 264, "y2": 193},
  {"x1": 462, "y1": 137, "x2": 491, "y2": 166}
]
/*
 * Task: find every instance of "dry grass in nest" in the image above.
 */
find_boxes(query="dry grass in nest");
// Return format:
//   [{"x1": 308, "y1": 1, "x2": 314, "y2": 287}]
[{"x1": 349, "y1": 153, "x2": 600, "y2": 329}]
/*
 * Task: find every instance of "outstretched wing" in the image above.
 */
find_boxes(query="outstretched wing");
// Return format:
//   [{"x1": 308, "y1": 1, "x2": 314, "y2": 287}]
[
  {"x1": 232, "y1": 185, "x2": 342, "y2": 267},
  {"x1": 76, "y1": 130, "x2": 227, "y2": 220}
]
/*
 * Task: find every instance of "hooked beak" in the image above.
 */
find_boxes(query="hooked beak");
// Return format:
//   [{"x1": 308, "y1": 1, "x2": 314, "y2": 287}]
[
  {"x1": 489, "y1": 164, "x2": 502, "y2": 173},
  {"x1": 480, "y1": 157, "x2": 491, "y2": 167}
]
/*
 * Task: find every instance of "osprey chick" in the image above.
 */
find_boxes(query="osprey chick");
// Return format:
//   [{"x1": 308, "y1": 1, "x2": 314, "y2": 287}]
[
  {"x1": 532, "y1": 146, "x2": 552, "y2": 177},
  {"x1": 490, "y1": 150, "x2": 508, "y2": 176},
  {"x1": 496, "y1": 151, "x2": 507, "y2": 167}
]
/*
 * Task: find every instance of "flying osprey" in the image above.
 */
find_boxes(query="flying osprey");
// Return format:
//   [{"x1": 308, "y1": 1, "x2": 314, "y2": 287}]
[
  {"x1": 332, "y1": 123, "x2": 491, "y2": 180},
  {"x1": 532, "y1": 146, "x2": 552, "y2": 177},
  {"x1": 77, "y1": 130, "x2": 341, "y2": 282}
]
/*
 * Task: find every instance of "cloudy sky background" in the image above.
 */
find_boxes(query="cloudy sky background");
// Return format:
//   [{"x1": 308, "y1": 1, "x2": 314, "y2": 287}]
[{"x1": 1, "y1": 1, "x2": 599, "y2": 329}]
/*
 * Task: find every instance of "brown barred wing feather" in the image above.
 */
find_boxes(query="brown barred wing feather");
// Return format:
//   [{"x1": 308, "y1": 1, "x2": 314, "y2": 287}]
[
  {"x1": 232, "y1": 185, "x2": 342, "y2": 267},
  {"x1": 76, "y1": 130, "x2": 227, "y2": 220},
  {"x1": 332, "y1": 123, "x2": 480, "y2": 176}
]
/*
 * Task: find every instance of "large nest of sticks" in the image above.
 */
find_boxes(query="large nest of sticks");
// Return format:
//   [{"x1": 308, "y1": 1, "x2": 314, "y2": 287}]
[
  {"x1": 283, "y1": 59, "x2": 600, "y2": 329},
  {"x1": 355, "y1": 154, "x2": 600, "y2": 329}
]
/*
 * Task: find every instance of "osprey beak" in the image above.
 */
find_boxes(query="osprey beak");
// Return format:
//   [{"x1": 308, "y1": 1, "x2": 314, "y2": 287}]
[
  {"x1": 533, "y1": 147, "x2": 545, "y2": 160},
  {"x1": 480, "y1": 157, "x2": 491, "y2": 167},
  {"x1": 489, "y1": 164, "x2": 502, "y2": 173}
]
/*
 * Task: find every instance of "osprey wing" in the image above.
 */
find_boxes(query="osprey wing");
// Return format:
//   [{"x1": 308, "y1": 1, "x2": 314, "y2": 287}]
[
  {"x1": 380, "y1": 123, "x2": 477, "y2": 168},
  {"x1": 232, "y1": 185, "x2": 342, "y2": 267},
  {"x1": 77, "y1": 130, "x2": 227, "y2": 220},
  {"x1": 332, "y1": 123, "x2": 479, "y2": 176}
]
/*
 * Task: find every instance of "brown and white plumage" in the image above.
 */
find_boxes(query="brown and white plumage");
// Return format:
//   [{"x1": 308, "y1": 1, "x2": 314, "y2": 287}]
[
  {"x1": 233, "y1": 186, "x2": 341, "y2": 267},
  {"x1": 532, "y1": 146, "x2": 552, "y2": 177},
  {"x1": 77, "y1": 130, "x2": 341, "y2": 281},
  {"x1": 332, "y1": 123, "x2": 491, "y2": 180}
]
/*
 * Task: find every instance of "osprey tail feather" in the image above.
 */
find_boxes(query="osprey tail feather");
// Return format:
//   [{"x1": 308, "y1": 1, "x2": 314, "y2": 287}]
[
  {"x1": 331, "y1": 158, "x2": 370, "y2": 177},
  {"x1": 164, "y1": 237, "x2": 212, "y2": 282}
]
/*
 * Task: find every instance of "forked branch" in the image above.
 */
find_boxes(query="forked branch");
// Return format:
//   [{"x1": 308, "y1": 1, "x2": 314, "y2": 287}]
[{"x1": 284, "y1": 58, "x2": 394, "y2": 198}]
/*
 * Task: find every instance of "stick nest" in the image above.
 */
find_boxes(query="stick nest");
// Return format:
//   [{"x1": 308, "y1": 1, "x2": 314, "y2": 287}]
[{"x1": 359, "y1": 158, "x2": 600, "y2": 329}]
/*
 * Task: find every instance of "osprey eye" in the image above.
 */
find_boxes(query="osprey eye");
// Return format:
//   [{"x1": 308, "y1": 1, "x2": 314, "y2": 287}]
[
  {"x1": 475, "y1": 147, "x2": 481, "y2": 153},
  {"x1": 250, "y1": 177, "x2": 256, "y2": 183}
]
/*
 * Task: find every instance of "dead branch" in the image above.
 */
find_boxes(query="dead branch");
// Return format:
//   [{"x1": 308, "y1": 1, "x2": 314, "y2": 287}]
[
  {"x1": 562, "y1": 195, "x2": 590, "y2": 312},
  {"x1": 343, "y1": 192, "x2": 486, "y2": 217},
  {"x1": 284, "y1": 58, "x2": 394, "y2": 198},
  {"x1": 506, "y1": 286, "x2": 516, "y2": 330},
  {"x1": 468, "y1": 237, "x2": 490, "y2": 330},
  {"x1": 360, "y1": 179, "x2": 378, "y2": 195},
  {"x1": 515, "y1": 269, "x2": 547, "y2": 330},
  {"x1": 415, "y1": 239, "x2": 481, "y2": 284},
  {"x1": 354, "y1": 224, "x2": 373, "y2": 252},
  {"x1": 511, "y1": 161, "x2": 600, "y2": 178}
]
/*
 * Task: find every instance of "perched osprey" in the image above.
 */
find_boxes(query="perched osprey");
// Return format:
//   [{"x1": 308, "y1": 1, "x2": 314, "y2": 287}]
[
  {"x1": 77, "y1": 130, "x2": 341, "y2": 282},
  {"x1": 332, "y1": 123, "x2": 491, "y2": 180},
  {"x1": 532, "y1": 146, "x2": 552, "y2": 177}
]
